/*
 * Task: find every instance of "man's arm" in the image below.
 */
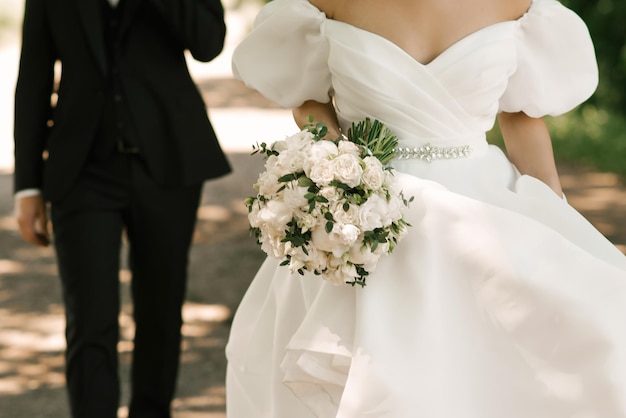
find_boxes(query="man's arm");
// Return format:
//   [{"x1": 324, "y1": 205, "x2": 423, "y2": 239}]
[
  {"x1": 149, "y1": 0, "x2": 227, "y2": 62},
  {"x1": 14, "y1": 0, "x2": 56, "y2": 247}
]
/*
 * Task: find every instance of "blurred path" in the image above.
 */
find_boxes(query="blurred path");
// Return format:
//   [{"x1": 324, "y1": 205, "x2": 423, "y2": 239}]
[{"x1": 0, "y1": 3, "x2": 625, "y2": 418}]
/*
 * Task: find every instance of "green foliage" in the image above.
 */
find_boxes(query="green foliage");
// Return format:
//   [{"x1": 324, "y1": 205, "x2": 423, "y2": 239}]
[
  {"x1": 548, "y1": 105, "x2": 626, "y2": 179},
  {"x1": 488, "y1": 105, "x2": 626, "y2": 180},
  {"x1": 562, "y1": 0, "x2": 626, "y2": 113}
]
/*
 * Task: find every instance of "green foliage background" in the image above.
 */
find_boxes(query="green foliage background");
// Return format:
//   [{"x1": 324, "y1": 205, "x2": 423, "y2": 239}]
[{"x1": 563, "y1": 0, "x2": 626, "y2": 114}]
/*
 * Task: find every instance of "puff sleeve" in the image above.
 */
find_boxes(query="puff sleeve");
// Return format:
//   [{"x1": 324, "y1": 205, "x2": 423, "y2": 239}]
[
  {"x1": 232, "y1": 0, "x2": 331, "y2": 109},
  {"x1": 499, "y1": 0, "x2": 598, "y2": 117}
]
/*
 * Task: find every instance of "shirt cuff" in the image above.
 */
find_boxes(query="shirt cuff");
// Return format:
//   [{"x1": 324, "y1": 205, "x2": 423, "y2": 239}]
[{"x1": 15, "y1": 188, "x2": 42, "y2": 200}]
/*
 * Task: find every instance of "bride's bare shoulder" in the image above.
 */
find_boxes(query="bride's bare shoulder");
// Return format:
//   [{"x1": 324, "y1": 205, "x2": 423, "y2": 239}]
[
  {"x1": 309, "y1": 0, "x2": 337, "y2": 17},
  {"x1": 502, "y1": 0, "x2": 533, "y2": 20}
]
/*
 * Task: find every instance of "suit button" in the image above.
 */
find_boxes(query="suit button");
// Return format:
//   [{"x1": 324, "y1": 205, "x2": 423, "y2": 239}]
[{"x1": 114, "y1": 94, "x2": 122, "y2": 103}]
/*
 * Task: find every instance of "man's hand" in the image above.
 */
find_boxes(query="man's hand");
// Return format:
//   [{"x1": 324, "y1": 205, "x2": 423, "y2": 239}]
[{"x1": 15, "y1": 194, "x2": 50, "y2": 247}]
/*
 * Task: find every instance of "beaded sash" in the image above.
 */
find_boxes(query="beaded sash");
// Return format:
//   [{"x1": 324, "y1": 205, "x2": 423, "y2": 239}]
[{"x1": 394, "y1": 144, "x2": 473, "y2": 162}]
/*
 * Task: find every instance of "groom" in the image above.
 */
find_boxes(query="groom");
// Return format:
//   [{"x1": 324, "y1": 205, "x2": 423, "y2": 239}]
[{"x1": 13, "y1": 0, "x2": 230, "y2": 416}]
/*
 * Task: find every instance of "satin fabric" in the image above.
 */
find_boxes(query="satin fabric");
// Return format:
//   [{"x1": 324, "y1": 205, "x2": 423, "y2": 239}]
[{"x1": 227, "y1": 0, "x2": 626, "y2": 416}]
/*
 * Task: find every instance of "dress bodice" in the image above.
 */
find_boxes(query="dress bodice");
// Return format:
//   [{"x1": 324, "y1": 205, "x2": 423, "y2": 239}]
[{"x1": 232, "y1": 0, "x2": 598, "y2": 150}]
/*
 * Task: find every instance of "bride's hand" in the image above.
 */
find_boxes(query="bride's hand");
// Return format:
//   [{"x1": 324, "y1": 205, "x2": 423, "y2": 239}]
[{"x1": 293, "y1": 100, "x2": 342, "y2": 140}]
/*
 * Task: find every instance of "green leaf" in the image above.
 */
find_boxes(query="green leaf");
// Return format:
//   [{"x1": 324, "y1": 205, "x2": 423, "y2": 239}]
[
  {"x1": 278, "y1": 173, "x2": 298, "y2": 183},
  {"x1": 298, "y1": 177, "x2": 315, "y2": 187}
]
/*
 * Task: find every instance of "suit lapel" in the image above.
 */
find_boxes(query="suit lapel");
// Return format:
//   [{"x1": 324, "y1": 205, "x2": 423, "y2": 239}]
[{"x1": 76, "y1": 0, "x2": 107, "y2": 75}]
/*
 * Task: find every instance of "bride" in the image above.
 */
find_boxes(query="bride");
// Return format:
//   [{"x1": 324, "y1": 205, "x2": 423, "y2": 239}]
[{"x1": 226, "y1": 0, "x2": 626, "y2": 416}]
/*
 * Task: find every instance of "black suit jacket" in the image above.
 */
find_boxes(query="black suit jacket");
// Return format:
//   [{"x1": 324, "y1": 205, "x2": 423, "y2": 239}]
[{"x1": 14, "y1": 0, "x2": 231, "y2": 202}]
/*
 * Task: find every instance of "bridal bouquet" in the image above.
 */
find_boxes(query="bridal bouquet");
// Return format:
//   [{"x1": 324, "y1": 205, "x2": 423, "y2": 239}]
[{"x1": 245, "y1": 118, "x2": 412, "y2": 287}]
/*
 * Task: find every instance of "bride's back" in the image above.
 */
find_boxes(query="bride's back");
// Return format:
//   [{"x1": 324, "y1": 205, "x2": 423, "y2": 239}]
[{"x1": 310, "y1": 0, "x2": 532, "y2": 65}]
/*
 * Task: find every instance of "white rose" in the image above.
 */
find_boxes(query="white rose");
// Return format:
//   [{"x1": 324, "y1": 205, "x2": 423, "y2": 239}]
[
  {"x1": 307, "y1": 159, "x2": 335, "y2": 186},
  {"x1": 361, "y1": 156, "x2": 385, "y2": 190},
  {"x1": 332, "y1": 202, "x2": 360, "y2": 225},
  {"x1": 337, "y1": 140, "x2": 360, "y2": 156},
  {"x1": 296, "y1": 213, "x2": 317, "y2": 233},
  {"x1": 332, "y1": 153, "x2": 363, "y2": 187},
  {"x1": 318, "y1": 186, "x2": 341, "y2": 202}
]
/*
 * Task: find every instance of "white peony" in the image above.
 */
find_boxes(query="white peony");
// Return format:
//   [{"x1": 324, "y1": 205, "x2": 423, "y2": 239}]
[
  {"x1": 276, "y1": 148, "x2": 307, "y2": 174},
  {"x1": 308, "y1": 139, "x2": 339, "y2": 161},
  {"x1": 285, "y1": 130, "x2": 315, "y2": 150},
  {"x1": 358, "y1": 193, "x2": 389, "y2": 231},
  {"x1": 256, "y1": 199, "x2": 292, "y2": 230},
  {"x1": 348, "y1": 243, "x2": 372, "y2": 264},
  {"x1": 310, "y1": 225, "x2": 349, "y2": 257},
  {"x1": 282, "y1": 182, "x2": 309, "y2": 211},
  {"x1": 247, "y1": 202, "x2": 262, "y2": 228},
  {"x1": 338, "y1": 223, "x2": 360, "y2": 246},
  {"x1": 255, "y1": 170, "x2": 281, "y2": 197},
  {"x1": 260, "y1": 233, "x2": 287, "y2": 259}
]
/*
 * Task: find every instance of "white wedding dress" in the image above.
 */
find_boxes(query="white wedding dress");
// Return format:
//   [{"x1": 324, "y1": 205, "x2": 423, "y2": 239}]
[{"x1": 225, "y1": 0, "x2": 626, "y2": 416}]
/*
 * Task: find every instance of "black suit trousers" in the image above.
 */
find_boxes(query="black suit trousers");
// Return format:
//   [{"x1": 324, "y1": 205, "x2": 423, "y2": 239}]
[{"x1": 51, "y1": 153, "x2": 202, "y2": 418}]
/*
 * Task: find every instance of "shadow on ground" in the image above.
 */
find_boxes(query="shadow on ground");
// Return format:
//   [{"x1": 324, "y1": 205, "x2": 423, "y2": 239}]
[{"x1": 0, "y1": 152, "x2": 266, "y2": 418}]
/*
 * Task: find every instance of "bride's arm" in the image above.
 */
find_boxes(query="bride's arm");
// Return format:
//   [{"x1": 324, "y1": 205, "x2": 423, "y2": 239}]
[
  {"x1": 498, "y1": 111, "x2": 563, "y2": 197},
  {"x1": 293, "y1": 100, "x2": 342, "y2": 140}
]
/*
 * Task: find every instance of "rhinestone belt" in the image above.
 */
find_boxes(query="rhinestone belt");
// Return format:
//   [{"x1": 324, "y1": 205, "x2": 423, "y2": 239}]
[{"x1": 394, "y1": 144, "x2": 473, "y2": 162}]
